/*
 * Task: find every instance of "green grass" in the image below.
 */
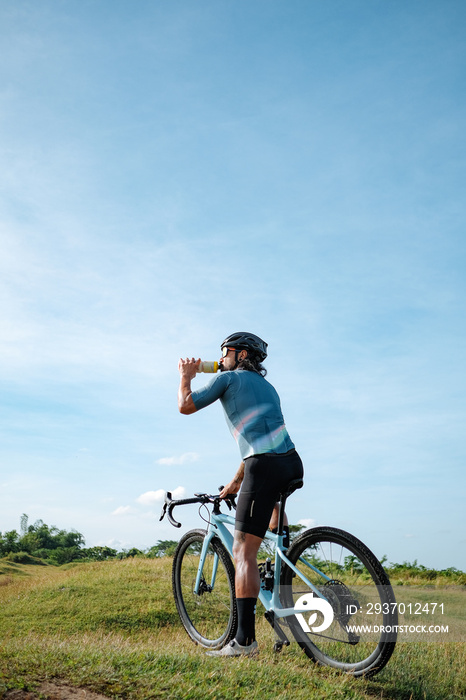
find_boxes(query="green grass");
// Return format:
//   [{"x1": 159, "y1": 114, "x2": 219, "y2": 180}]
[{"x1": 0, "y1": 558, "x2": 465, "y2": 699}]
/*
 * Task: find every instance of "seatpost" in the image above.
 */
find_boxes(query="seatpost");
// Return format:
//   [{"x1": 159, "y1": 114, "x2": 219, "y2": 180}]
[{"x1": 277, "y1": 492, "x2": 287, "y2": 540}]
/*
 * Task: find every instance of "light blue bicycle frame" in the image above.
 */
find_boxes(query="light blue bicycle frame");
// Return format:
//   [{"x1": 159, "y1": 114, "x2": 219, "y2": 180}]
[{"x1": 194, "y1": 509, "x2": 332, "y2": 619}]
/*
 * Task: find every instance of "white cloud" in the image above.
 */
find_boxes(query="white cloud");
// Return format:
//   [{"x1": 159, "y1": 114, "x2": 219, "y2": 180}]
[
  {"x1": 298, "y1": 518, "x2": 317, "y2": 530},
  {"x1": 171, "y1": 486, "x2": 187, "y2": 500},
  {"x1": 156, "y1": 452, "x2": 199, "y2": 466},
  {"x1": 137, "y1": 485, "x2": 186, "y2": 505},
  {"x1": 95, "y1": 537, "x2": 132, "y2": 550},
  {"x1": 112, "y1": 505, "x2": 133, "y2": 516},
  {"x1": 137, "y1": 489, "x2": 165, "y2": 506}
]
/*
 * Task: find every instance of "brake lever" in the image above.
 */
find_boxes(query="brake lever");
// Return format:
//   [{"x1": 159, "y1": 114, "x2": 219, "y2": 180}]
[
  {"x1": 159, "y1": 491, "x2": 171, "y2": 522},
  {"x1": 216, "y1": 485, "x2": 229, "y2": 509},
  {"x1": 217, "y1": 485, "x2": 236, "y2": 510},
  {"x1": 159, "y1": 491, "x2": 182, "y2": 527}
]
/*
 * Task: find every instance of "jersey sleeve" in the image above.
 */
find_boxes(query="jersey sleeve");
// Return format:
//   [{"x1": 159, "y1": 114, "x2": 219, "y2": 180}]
[{"x1": 191, "y1": 372, "x2": 232, "y2": 410}]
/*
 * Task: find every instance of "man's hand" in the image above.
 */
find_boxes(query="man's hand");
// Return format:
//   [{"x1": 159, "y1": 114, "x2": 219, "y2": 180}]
[
  {"x1": 219, "y1": 461, "x2": 245, "y2": 499},
  {"x1": 219, "y1": 480, "x2": 242, "y2": 499},
  {"x1": 178, "y1": 358, "x2": 200, "y2": 414},
  {"x1": 178, "y1": 357, "x2": 201, "y2": 380}
]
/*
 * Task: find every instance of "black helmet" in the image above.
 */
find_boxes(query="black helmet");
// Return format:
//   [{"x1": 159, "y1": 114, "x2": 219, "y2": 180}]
[{"x1": 221, "y1": 332, "x2": 268, "y2": 362}]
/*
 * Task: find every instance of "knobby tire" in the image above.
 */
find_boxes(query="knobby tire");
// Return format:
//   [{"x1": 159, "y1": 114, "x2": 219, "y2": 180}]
[
  {"x1": 172, "y1": 528, "x2": 237, "y2": 649},
  {"x1": 280, "y1": 526, "x2": 397, "y2": 677}
]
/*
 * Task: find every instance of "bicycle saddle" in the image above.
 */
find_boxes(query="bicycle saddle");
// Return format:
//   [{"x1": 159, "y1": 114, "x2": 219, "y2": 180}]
[{"x1": 281, "y1": 478, "x2": 304, "y2": 498}]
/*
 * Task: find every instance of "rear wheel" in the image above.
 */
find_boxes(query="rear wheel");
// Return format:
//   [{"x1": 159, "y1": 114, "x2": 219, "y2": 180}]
[
  {"x1": 172, "y1": 529, "x2": 237, "y2": 649},
  {"x1": 280, "y1": 527, "x2": 397, "y2": 677}
]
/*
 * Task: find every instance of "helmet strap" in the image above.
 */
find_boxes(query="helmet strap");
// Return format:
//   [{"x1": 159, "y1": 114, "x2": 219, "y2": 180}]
[{"x1": 232, "y1": 349, "x2": 241, "y2": 370}]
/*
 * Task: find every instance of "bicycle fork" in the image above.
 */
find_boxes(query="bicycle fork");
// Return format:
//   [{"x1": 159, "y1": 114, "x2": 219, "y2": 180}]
[{"x1": 193, "y1": 520, "x2": 234, "y2": 596}]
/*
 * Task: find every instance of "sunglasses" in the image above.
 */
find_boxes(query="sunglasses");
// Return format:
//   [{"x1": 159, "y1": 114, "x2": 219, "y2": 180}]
[{"x1": 222, "y1": 347, "x2": 236, "y2": 357}]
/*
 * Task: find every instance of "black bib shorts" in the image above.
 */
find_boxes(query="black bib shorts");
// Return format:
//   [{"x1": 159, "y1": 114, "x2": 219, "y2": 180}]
[{"x1": 235, "y1": 449, "x2": 304, "y2": 539}]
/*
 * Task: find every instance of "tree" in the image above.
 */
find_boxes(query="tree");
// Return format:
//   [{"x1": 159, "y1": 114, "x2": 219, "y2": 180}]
[
  {"x1": 344, "y1": 555, "x2": 364, "y2": 574},
  {"x1": 147, "y1": 540, "x2": 179, "y2": 557},
  {"x1": 289, "y1": 524, "x2": 306, "y2": 540},
  {"x1": 81, "y1": 546, "x2": 118, "y2": 561},
  {"x1": 0, "y1": 515, "x2": 86, "y2": 564},
  {"x1": 20, "y1": 514, "x2": 28, "y2": 537},
  {"x1": 0, "y1": 530, "x2": 20, "y2": 556},
  {"x1": 119, "y1": 547, "x2": 144, "y2": 559}
]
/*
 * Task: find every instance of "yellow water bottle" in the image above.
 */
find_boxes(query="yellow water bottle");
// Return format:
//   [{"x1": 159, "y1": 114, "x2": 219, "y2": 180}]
[{"x1": 197, "y1": 361, "x2": 219, "y2": 373}]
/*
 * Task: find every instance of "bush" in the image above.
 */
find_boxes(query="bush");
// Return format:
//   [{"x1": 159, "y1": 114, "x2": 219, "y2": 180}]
[
  {"x1": 0, "y1": 515, "x2": 86, "y2": 565},
  {"x1": 5, "y1": 552, "x2": 47, "y2": 566},
  {"x1": 80, "y1": 546, "x2": 118, "y2": 561}
]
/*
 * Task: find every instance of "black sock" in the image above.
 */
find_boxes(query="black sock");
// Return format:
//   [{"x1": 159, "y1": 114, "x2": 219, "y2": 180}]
[
  {"x1": 272, "y1": 525, "x2": 290, "y2": 549},
  {"x1": 235, "y1": 597, "x2": 256, "y2": 646}
]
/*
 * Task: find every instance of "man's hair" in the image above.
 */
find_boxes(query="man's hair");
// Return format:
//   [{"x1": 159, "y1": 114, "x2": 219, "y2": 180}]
[{"x1": 238, "y1": 354, "x2": 267, "y2": 377}]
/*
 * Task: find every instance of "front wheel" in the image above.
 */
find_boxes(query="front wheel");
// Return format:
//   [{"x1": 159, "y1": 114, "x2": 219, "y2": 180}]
[
  {"x1": 280, "y1": 527, "x2": 397, "y2": 677},
  {"x1": 172, "y1": 529, "x2": 237, "y2": 649}
]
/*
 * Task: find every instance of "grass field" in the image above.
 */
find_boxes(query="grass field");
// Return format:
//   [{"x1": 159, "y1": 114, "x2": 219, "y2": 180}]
[{"x1": 0, "y1": 557, "x2": 465, "y2": 700}]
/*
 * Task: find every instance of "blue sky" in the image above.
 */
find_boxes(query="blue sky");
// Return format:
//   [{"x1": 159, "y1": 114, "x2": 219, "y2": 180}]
[{"x1": 0, "y1": 0, "x2": 464, "y2": 570}]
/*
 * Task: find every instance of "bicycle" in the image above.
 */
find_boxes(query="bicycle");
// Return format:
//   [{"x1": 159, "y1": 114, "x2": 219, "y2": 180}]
[{"x1": 159, "y1": 478, "x2": 398, "y2": 677}]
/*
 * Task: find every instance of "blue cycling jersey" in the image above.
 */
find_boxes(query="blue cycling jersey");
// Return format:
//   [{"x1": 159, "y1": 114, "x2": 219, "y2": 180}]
[{"x1": 191, "y1": 369, "x2": 295, "y2": 460}]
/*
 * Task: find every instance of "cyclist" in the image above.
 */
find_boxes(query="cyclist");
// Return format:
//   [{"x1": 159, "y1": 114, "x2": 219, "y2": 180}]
[{"x1": 178, "y1": 332, "x2": 304, "y2": 657}]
